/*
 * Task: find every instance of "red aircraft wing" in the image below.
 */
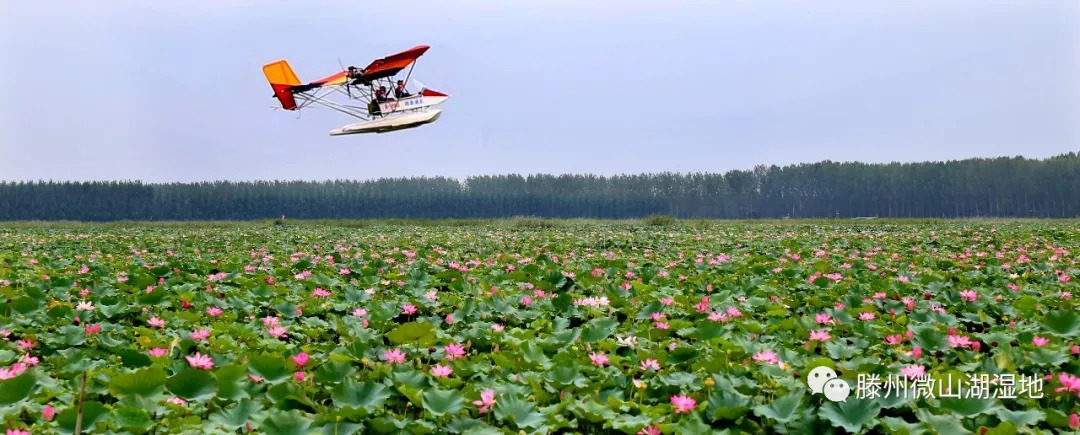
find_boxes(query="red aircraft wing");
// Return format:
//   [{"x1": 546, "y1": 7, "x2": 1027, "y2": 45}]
[{"x1": 359, "y1": 45, "x2": 430, "y2": 81}]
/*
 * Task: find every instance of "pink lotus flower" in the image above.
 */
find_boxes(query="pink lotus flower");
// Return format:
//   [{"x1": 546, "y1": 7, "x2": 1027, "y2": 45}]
[
  {"x1": 294, "y1": 372, "x2": 306, "y2": 382},
  {"x1": 148, "y1": 316, "x2": 166, "y2": 328},
  {"x1": 431, "y1": 364, "x2": 453, "y2": 377},
  {"x1": 521, "y1": 296, "x2": 533, "y2": 306},
  {"x1": 815, "y1": 313, "x2": 833, "y2": 325},
  {"x1": 311, "y1": 288, "x2": 331, "y2": 298},
  {"x1": 76, "y1": 301, "x2": 94, "y2": 311},
  {"x1": 958, "y1": 290, "x2": 977, "y2": 302},
  {"x1": 7, "y1": 429, "x2": 30, "y2": 435},
  {"x1": 292, "y1": 352, "x2": 309, "y2": 367},
  {"x1": 901, "y1": 365, "x2": 926, "y2": 379},
  {"x1": 167, "y1": 397, "x2": 186, "y2": 406},
  {"x1": 1070, "y1": 413, "x2": 1079, "y2": 430},
  {"x1": 19, "y1": 354, "x2": 38, "y2": 367},
  {"x1": 0, "y1": 363, "x2": 27, "y2": 380},
  {"x1": 912, "y1": 346, "x2": 923, "y2": 358},
  {"x1": 472, "y1": 389, "x2": 496, "y2": 414},
  {"x1": 191, "y1": 329, "x2": 211, "y2": 341},
  {"x1": 148, "y1": 348, "x2": 168, "y2": 357},
  {"x1": 206, "y1": 307, "x2": 223, "y2": 317},
  {"x1": 589, "y1": 352, "x2": 610, "y2": 367},
  {"x1": 1055, "y1": 373, "x2": 1080, "y2": 395},
  {"x1": 84, "y1": 324, "x2": 101, "y2": 336},
  {"x1": 444, "y1": 343, "x2": 466, "y2": 360},
  {"x1": 402, "y1": 304, "x2": 417, "y2": 315},
  {"x1": 639, "y1": 426, "x2": 661, "y2": 435},
  {"x1": 185, "y1": 352, "x2": 214, "y2": 370},
  {"x1": 267, "y1": 325, "x2": 287, "y2": 338},
  {"x1": 352, "y1": 308, "x2": 367, "y2": 317},
  {"x1": 491, "y1": 324, "x2": 504, "y2": 331},
  {"x1": 809, "y1": 330, "x2": 832, "y2": 342},
  {"x1": 859, "y1": 312, "x2": 876, "y2": 321},
  {"x1": 752, "y1": 350, "x2": 779, "y2": 365},
  {"x1": 42, "y1": 404, "x2": 55, "y2": 421},
  {"x1": 1033, "y1": 336, "x2": 1049, "y2": 347},
  {"x1": 640, "y1": 359, "x2": 660, "y2": 371},
  {"x1": 382, "y1": 348, "x2": 406, "y2": 364},
  {"x1": 947, "y1": 334, "x2": 972, "y2": 348},
  {"x1": 263, "y1": 316, "x2": 279, "y2": 326},
  {"x1": 445, "y1": 314, "x2": 454, "y2": 324},
  {"x1": 884, "y1": 335, "x2": 903, "y2": 345},
  {"x1": 671, "y1": 394, "x2": 697, "y2": 413}
]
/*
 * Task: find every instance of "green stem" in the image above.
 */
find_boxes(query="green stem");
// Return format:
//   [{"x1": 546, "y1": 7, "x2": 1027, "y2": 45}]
[{"x1": 74, "y1": 371, "x2": 87, "y2": 435}]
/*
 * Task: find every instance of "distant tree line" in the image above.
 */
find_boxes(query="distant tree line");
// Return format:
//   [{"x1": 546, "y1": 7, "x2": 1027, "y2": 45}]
[{"x1": 2, "y1": 153, "x2": 1079, "y2": 221}]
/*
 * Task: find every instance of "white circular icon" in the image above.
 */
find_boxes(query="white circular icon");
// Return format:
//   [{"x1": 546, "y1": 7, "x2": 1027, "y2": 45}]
[
  {"x1": 823, "y1": 378, "x2": 851, "y2": 402},
  {"x1": 807, "y1": 366, "x2": 837, "y2": 394}
]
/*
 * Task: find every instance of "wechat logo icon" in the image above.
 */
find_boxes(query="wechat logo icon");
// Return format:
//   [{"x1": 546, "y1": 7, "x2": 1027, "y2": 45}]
[{"x1": 807, "y1": 366, "x2": 850, "y2": 402}]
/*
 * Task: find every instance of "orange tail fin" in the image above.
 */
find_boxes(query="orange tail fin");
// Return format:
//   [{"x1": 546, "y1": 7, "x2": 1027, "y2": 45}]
[{"x1": 262, "y1": 60, "x2": 301, "y2": 110}]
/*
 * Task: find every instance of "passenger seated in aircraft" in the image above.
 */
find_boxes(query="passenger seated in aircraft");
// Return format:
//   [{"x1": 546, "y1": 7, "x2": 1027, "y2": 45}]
[
  {"x1": 375, "y1": 87, "x2": 389, "y2": 102},
  {"x1": 395, "y1": 80, "x2": 411, "y2": 98}
]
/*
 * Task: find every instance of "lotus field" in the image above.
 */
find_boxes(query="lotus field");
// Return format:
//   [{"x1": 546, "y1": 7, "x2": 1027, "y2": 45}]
[{"x1": 1, "y1": 221, "x2": 1080, "y2": 434}]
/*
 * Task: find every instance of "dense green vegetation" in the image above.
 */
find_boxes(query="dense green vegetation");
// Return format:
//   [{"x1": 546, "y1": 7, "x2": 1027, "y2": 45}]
[
  {"x1": 0, "y1": 220, "x2": 1078, "y2": 433},
  {"x1": 3, "y1": 153, "x2": 1080, "y2": 221}
]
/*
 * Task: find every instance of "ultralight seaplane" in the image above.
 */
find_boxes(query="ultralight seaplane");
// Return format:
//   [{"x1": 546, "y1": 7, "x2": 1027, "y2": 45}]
[{"x1": 262, "y1": 45, "x2": 448, "y2": 136}]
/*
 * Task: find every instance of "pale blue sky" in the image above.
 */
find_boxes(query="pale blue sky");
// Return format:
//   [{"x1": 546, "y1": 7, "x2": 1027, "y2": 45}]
[{"x1": 1, "y1": 0, "x2": 1077, "y2": 182}]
